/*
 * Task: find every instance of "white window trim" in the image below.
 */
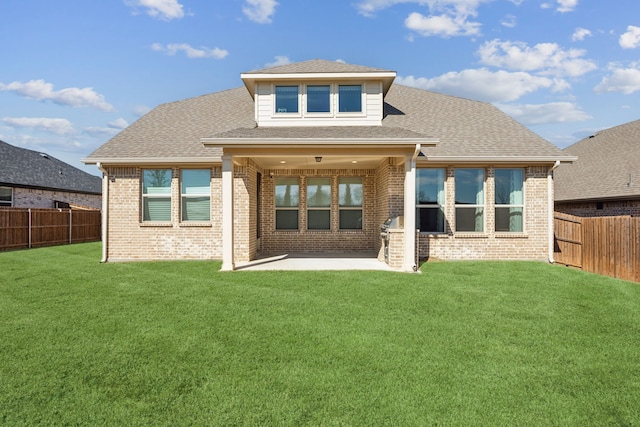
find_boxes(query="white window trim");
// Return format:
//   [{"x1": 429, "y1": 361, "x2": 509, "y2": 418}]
[
  {"x1": 454, "y1": 168, "x2": 486, "y2": 234},
  {"x1": 273, "y1": 84, "x2": 302, "y2": 118},
  {"x1": 180, "y1": 169, "x2": 211, "y2": 223},
  {"x1": 303, "y1": 84, "x2": 333, "y2": 118},
  {"x1": 416, "y1": 168, "x2": 446, "y2": 234},
  {"x1": 141, "y1": 169, "x2": 172, "y2": 223},
  {"x1": 494, "y1": 168, "x2": 526, "y2": 233},
  {"x1": 338, "y1": 177, "x2": 364, "y2": 230},
  {"x1": 335, "y1": 82, "x2": 366, "y2": 118}
]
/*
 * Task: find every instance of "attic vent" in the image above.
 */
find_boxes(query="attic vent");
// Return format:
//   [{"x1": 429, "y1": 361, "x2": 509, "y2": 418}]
[{"x1": 39, "y1": 153, "x2": 49, "y2": 159}]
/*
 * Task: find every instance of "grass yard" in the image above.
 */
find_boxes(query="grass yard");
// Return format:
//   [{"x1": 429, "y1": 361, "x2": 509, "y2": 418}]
[{"x1": 1, "y1": 243, "x2": 639, "y2": 426}]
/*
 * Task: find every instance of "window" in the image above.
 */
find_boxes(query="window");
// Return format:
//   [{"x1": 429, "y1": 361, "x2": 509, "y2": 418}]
[
  {"x1": 339, "y1": 177, "x2": 363, "y2": 229},
  {"x1": 307, "y1": 178, "x2": 331, "y2": 230},
  {"x1": 181, "y1": 169, "x2": 211, "y2": 222},
  {"x1": 495, "y1": 168, "x2": 524, "y2": 232},
  {"x1": 306, "y1": 85, "x2": 330, "y2": 113},
  {"x1": 275, "y1": 178, "x2": 299, "y2": 230},
  {"x1": 416, "y1": 169, "x2": 445, "y2": 232},
  {"x1": 0, "y1": 187, "x2": 13, "y2": 207},
  {"x1": 142, "y1": 169, "x2": 172, "y2": 221},
  {"x1": 275, "y1": 85, "x2": 299, "y2": 113},
  {"x1": 338, "y1": 85, "x2": 362, "y2": 113},
  {"x1": 455, "y1": 168, "x2": 484, "y2": 232}
]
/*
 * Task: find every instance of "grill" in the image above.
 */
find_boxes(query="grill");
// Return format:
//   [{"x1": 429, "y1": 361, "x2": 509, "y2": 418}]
[{"x1": 380, "y1": 216, "x2": 403, "y2": 264}]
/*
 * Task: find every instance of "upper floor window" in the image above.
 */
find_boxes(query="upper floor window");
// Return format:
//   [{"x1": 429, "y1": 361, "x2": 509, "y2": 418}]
[
  {"x1": 416, "y1": 169, "x2": 445, "y2": 233},
  {"x1": 275, "y1": 85, "x2": 299, "y2": 113},
  {"x1": 275, "y1": 178, "x2": 299, "y2": 230},
  {"x1": 455, "y1": 168, "x2": 484, "y2": 232},
  {"x1": 306, "y1": 85, "x2": 331, "y2": 113},
  {"x1": 495, "y1": 168, "x2": 524, "y2": 232},
  {"x1": 142, "y1": 169, "x2": 172, "y2": 222},
  {"x1": 0, "y1": 187, "x2": 13, "y2": 207},
  {"x1": 338, "y1": 85, "x2": 362, "y2": 113},
  {"x1": 181, "y1": 169, "x2": 211, "y2": 222}
]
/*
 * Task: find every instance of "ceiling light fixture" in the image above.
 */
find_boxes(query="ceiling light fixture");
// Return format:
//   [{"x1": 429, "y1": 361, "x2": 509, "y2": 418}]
[{"x1": 315, "y1": 156, "x2": 322, "y2": 163}]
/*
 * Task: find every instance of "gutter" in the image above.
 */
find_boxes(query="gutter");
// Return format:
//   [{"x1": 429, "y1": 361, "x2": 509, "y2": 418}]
[
  {"x1": 97, "y1": 162, "x2": 108, "y2": 263},
  {"x1": 548, "y1": 160, "x2": 561, "y2": 264}
]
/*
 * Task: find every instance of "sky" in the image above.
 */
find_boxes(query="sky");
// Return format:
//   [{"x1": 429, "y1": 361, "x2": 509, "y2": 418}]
[{"x1": 1, "y1": 0, "x2": 640, "y2": 176}]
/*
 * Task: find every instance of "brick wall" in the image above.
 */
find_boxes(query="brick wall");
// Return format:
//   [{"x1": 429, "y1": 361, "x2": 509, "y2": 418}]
[
  {"x1": 417, "y1": 166, "x2": 551, "y2": 261},
  {"x1": 260, "y1": 168, "x2": 377, "y2": 253},
  {"x1": 13, "y1": 187, "x2": 101, "y2": 209},
  {"x1": 104, "y1": 162, "x2": 554, "y2": 264},
  {"x1": 555, "y1": 199, "x2": 640, "y2": 217},
  {"x1": 105, "y1": 166, "x2": 222, "y2": 261}
]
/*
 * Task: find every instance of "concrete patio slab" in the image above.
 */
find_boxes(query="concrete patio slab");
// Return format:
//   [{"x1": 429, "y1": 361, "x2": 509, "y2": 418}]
[{"x1": 234, "y1": 252, "x2": 395, "y2": 271}]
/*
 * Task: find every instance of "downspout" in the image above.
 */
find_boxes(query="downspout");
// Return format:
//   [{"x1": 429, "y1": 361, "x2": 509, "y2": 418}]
[
  {"x1": 97, "y1": 162, "x2": 108, "y2": 263},
  {"x1": 547, "y1": 160, "x2": 560, "y2": 264}
]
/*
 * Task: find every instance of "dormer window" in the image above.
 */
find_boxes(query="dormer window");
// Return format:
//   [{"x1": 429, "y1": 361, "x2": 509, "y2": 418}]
[
  {"x1": 338, "y1": 84, "x2": 362, "y2": 113},
  {"x1": 307, "y1": 85, "x2": 330, "y2": 113},
  {"x1": 275, "y1": 85, "x2": 299, "y2": 113}
]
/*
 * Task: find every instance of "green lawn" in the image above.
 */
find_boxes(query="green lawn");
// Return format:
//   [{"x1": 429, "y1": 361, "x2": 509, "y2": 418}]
[{"x1": 1, "y1": 243, "x2": 639, "y2": 426}]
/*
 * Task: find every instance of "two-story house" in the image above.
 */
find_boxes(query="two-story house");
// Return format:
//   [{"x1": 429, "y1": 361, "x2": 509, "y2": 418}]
[{"x1": 83, "y1": 60, "x2": 574, "y2": 271}]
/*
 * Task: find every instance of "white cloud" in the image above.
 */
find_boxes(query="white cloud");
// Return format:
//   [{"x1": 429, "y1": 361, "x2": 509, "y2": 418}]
[
  {"x1": 620, "y1": 25, "x2": 640, "y2": 49},
  {"x1": 243, "y1": 0, "x2": 278, "y2": 24},
  {"x1": 396, "y1": 68, "x2": 559, "y2": 103},
  {"x1": 355, "y1": 0, "x2": 487, "y2": 38},
  {"x1": 542, "y1": 0, "x2": 578, "y2": 12},
  {"x1": 83, "y1": 118, "x2": 128, "y2": 137},
  {"x1": 594, "y1": 67, "x2": 640, "y2": 94},
  {"x1": 496, "y1": 102, "x2": 592, "y2": 125},
  {"x1": 125, "y1": 0, "x2": 184, "y2": 20},
  {"x1": 264, "y1": 56, "x2": 291, "y2": 68},
  {"x1": 477, "y1": 39, "x2": 596, "y2": 77},
  {"x1": 557, "y1": 0, "x2": 578, "y2": 12},
  {"x1": 109, "y1": 118, "x2": 129, "y2": 129},
  {"x1": 151, "y1": 43, "x2": 228, "y2": 59},
  {"x1": 134, "y1": 105, "x2": 152, "y2": 116},
  {"x1": 405, "y1": 11, "x2": 481, "y2": 37},
  {"x1": 2, "y1": 117, "x2": 76, "y2": 136},
  {"x1": 0, "y1": 79, "x2": 114, "y2": 112},
  {"x1": 571, "y1": 27, "x2": 591, "y2": 41},
  {"x1": 501, "y1": 14, "x2": 516, "y2": 28}
]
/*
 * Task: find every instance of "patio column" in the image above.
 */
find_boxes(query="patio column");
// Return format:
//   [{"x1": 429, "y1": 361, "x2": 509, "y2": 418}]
[
  {"x1": 221, "y1": 154, "x2": 235, "y2": 271},
  {"x1": 403, "y1": 150, "x2": 418, "y2": 272}
]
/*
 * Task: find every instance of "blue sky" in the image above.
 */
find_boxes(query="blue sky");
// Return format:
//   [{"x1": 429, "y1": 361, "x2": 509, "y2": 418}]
[{"x1": 1, "y1": 0, "x2": 639, "y2": 176}]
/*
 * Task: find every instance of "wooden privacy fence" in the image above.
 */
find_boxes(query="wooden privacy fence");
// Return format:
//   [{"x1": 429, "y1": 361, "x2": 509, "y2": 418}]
[
  {"x1": 554, "y1": 212, "x2": 640, "y2": 283},
  {"x1": 0, "y1": 208, "x2": 101, "y2": 251}
]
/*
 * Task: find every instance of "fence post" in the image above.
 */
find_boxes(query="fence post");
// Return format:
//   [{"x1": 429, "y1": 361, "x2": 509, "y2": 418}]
[
  {"x1": 69, "y1": 209, "x2": 73, "y2": 244},
  {"x1": 28, "y1": 208, "x2": 32, "y2": 249}
]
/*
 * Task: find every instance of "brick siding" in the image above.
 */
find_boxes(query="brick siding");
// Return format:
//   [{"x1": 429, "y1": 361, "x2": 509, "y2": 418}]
[
  {"x1": 104, "y1": 162, "x2": 553, "y2": 265},
  {"x1": 555, "y1": 199, "x2": 640, "y2": 217},
  {"x1": 12, "y1": 187, "x2": 101, "y2": 209}
]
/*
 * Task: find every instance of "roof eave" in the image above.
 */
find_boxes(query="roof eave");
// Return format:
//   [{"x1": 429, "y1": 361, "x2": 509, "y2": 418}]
[
  {"x1": 419, "y1": 155, "x2": 576, "y2": 164},
  {"x1": 201, "y1": 137, "x2": 438, "y2": 149},
  {"x1": 82, "y1": 156, "x2": 223, "y2": 166}
]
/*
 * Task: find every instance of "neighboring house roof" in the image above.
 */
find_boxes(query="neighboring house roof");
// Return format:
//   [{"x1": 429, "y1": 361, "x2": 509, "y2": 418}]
[
  {"x1": 0, "y1": 140, "x2": 102, "y2": 194},
  {"x1": 84, "y1": 60, "x2": 570, "y2": 165},
  {"x1": 555, "y1": 119, "x2": 640, "y2": 202}
]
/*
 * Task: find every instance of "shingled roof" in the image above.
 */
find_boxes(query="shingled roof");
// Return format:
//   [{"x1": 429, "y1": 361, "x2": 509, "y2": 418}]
[
  {"x1": 84, "y1": 60, "x2": 569, "y2": 164},
  {"x1": 0, "y1": 140, "x2": 101, "y2": 194},
  {"x1": 555, "y1": 119, "x2": 640, "y2": 202}
]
